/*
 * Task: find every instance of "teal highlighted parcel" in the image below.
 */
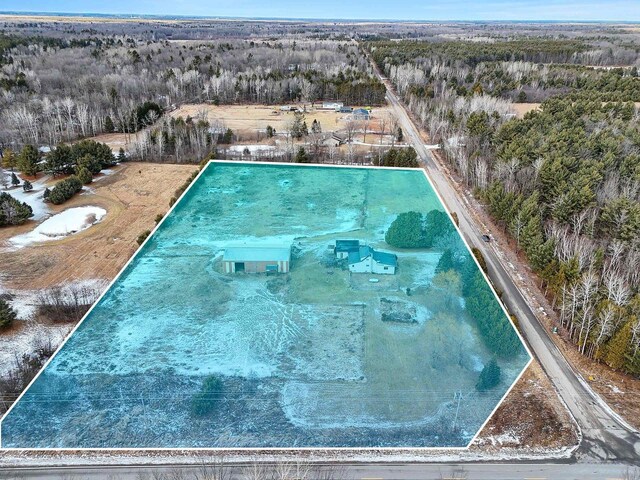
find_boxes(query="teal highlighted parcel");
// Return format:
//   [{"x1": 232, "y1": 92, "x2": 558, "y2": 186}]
[{"x1": 1, "y1": 162, "x2": 530, "y2": 448}]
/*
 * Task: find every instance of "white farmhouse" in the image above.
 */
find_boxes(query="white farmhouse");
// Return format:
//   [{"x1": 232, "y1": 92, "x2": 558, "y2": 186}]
[{"x1": 348, "y1": 246, "x2": 397, "y2": 275}]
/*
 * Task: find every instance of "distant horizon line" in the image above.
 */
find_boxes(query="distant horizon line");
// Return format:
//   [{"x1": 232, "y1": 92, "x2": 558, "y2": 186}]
[{"x1": 1, "y1": 10, "x2": 639, "y2": 24}]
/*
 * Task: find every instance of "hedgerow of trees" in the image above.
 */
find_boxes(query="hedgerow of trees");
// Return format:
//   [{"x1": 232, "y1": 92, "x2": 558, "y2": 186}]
[
  {"x1": 373, "y1": 147, "x2": 419, "y2": 168},
  {"x1": 48, "y1": 176, "x2": 83, "y2": 205}
]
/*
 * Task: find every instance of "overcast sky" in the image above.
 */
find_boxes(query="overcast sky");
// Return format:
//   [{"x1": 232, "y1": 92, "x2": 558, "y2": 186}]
[{"x1": 1, "y1": 0, "x2": 637, "y2": 22}]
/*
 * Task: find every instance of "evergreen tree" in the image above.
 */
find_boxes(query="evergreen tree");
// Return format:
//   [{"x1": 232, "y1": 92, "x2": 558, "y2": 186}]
[
  {"x1": 266, "y1": 125, "x2": 275, "y2": 138},
  {"x1": 385, "y1": 211, "x2": 425, "y2": 248},
  {"x1": 22, "y1": 179, "x2": 32, "y2": 192},
  {"x1": 191, "y1": 375, "x2": 224, "y2": 416},
  {"x1": 77, "y1": 167, "x2": 93, "y2": 184},
  {"x1": 45, "y1": 144, "x2": 73, "y2": 176},
  {"x1": 436, "y1": 249, "x2": 457, "y2": 273},
  {"x1": 476, "y1": 359, "x2": 501, "y2": 391},
  {"x1": 221, "y1": 128, "x2": 234, "y2": 144},
  {"x1": 604, "y1": 321, "x2": 633, "y2": 371},
  {"x1": 294, "y1": 147, "x2": 310, "y2": 163},
  {"x1": 0, "y1": 192, "x2": 33, "y2": 226},
  {"x1": 1, "y1": 148, "x2": 17, "y2": 171},
  {"x1": 104, "y1": 115, "x2": 115, "y2": 133},
  {"x1": 17, "y1": 145, "x2": 39, "y2": 176},
  {"x1": 10, "y1": 172, "x2": 20, "y2": 187},
  {"x1": 76, "y1": 154, "x2": 102, "y2": 175},
  {"x1": 117, "y1": 148, "x2": 127, "y2": 162},
  {"x1": 48, "y1": 176, "x2": 83, "y2": 205},
  {"x1": 0, "y1": 298, "x2": 17, "y2": 330},
  {"x1": 289, "y1": 112, "x2": 307, "y2": 139}
]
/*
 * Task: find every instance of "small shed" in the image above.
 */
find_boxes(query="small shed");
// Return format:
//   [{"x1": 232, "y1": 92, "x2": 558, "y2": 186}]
[
  {"x1": 323, "y1": 132, "x2": 347, "y2": 148},
  {"x1": 223, "y1": 244, "x2": 291, "y2": 273}
]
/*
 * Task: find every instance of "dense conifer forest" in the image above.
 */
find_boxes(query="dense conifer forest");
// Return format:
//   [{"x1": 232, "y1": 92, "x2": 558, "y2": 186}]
[{"x1": 369, "y1": 35, "x2": 640, "y2": 375}]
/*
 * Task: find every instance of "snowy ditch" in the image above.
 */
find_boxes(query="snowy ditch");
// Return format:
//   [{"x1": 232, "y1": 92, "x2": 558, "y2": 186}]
[{"x1": 10, "y1": 206, "x2": 106, "y2": 247}]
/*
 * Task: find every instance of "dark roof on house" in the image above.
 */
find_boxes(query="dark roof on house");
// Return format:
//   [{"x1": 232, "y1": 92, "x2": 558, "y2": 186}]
[
  {"x1": 335, "y1": 239, "x2": 360, "y2": 252},
  {"x1": 347, "y1": 245, "x2": 397, "y2": 267},
  {"x1": 353, "y1": 108, "x2": 371, "y2": 117},
  {"x1": 372, "y1": 249, "x2": 398, "y2": 267},
  {"x1": 348, "y1": 247, "x2": 367, "y2": 265},
  {"x1": 332, "y1": 132, "x2": 347, "y2": 142}
]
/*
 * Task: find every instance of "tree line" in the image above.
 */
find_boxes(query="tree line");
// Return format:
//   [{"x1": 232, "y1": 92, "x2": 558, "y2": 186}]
[{"x1": 1, "y1": 36, "x2": 385, "y2": 150}]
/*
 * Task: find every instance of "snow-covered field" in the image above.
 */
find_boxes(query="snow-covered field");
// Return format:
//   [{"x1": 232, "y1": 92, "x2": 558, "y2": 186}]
[{"x1": 10, "y1": 206, "x2": 106, "y2": 247}]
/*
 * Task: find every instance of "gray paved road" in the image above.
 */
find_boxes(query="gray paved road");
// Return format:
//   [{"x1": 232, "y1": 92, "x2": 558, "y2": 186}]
[
  {"x1": 1, "y1": 462, "x2": 638, "y2": 480},
  {"x1": 367, "y1": 56, "x2": 640, "y2": 464}
]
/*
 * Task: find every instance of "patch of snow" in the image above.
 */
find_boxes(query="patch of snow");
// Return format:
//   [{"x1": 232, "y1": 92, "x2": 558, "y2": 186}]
[
  {"x1": 10, "y1": 206, "x2": 106, "y2": 247},
  {"x1": 0, "y1": 442, "x2": 581, "y2": 468},
  {"x1": 0, "y1": 278, "x2": 107, "y2": 378},
  {"x1": 2, "y1": 175, "x2": 52, "y2": 221},
  {"x1": 470, "y1": 354, "x2": 484, "y2": 372},
  {"x1": 227, "y1": 144, "x2": 278, "y2": 154},
  {"x1": 485, "y1": 432, "x2": 521, "y2": 446},
  {"x1": 0, "y1": 321, "x2": 70, "y2": 378},
  {"x1": 609, "y1": 384, "x2": 624, "y2": 394}
]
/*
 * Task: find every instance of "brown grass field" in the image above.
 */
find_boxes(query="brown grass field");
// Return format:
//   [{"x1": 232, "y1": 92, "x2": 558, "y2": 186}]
[
  {"x1": 0, "y1": 163, "x2": 196, "y2": 291},
  {"x1": 170, "y1": 103, "x2": 393, "y2": 134},
  {"x1": 512, "y1": 103, "x2": 541, "y2": 118},
  {"x1": 87, "y1": 104, "x2": 395, "y2": 152},
  {"x1": 473, "y1": 360, "x2": 578, "y2": 450}
]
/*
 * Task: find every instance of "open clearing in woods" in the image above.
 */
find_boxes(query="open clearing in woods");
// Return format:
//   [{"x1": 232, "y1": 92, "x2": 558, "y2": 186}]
[
  {"x1": 87, "y1": 103, "x2": 396, "y2": 154},
  {"x1": 86, "y1": 104, "x2": 394, "y2": 153},
  {"x1": 169, "y1": 104, "x2": 393, "y2": 135}
]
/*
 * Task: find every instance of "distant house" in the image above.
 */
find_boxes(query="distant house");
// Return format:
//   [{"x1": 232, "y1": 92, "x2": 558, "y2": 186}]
[
  {"x1": 348, "y1": 246, "x2": 397, "y2": 275},
  {"x1": 352, "y1": 108, "x2": 371, "y2": 120},
  {"x1": 223, "y1": 244, "x2": 291, "y2": 273},
  {"x1": 323, "y1": 132, "x2": 347, "y2": 148},
  {"x1": 322, "y1": 101, "x2": 344, "y2": 110},
  {"x1": 334, "y1": 239, "x2": 361, "y2": 259}
]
